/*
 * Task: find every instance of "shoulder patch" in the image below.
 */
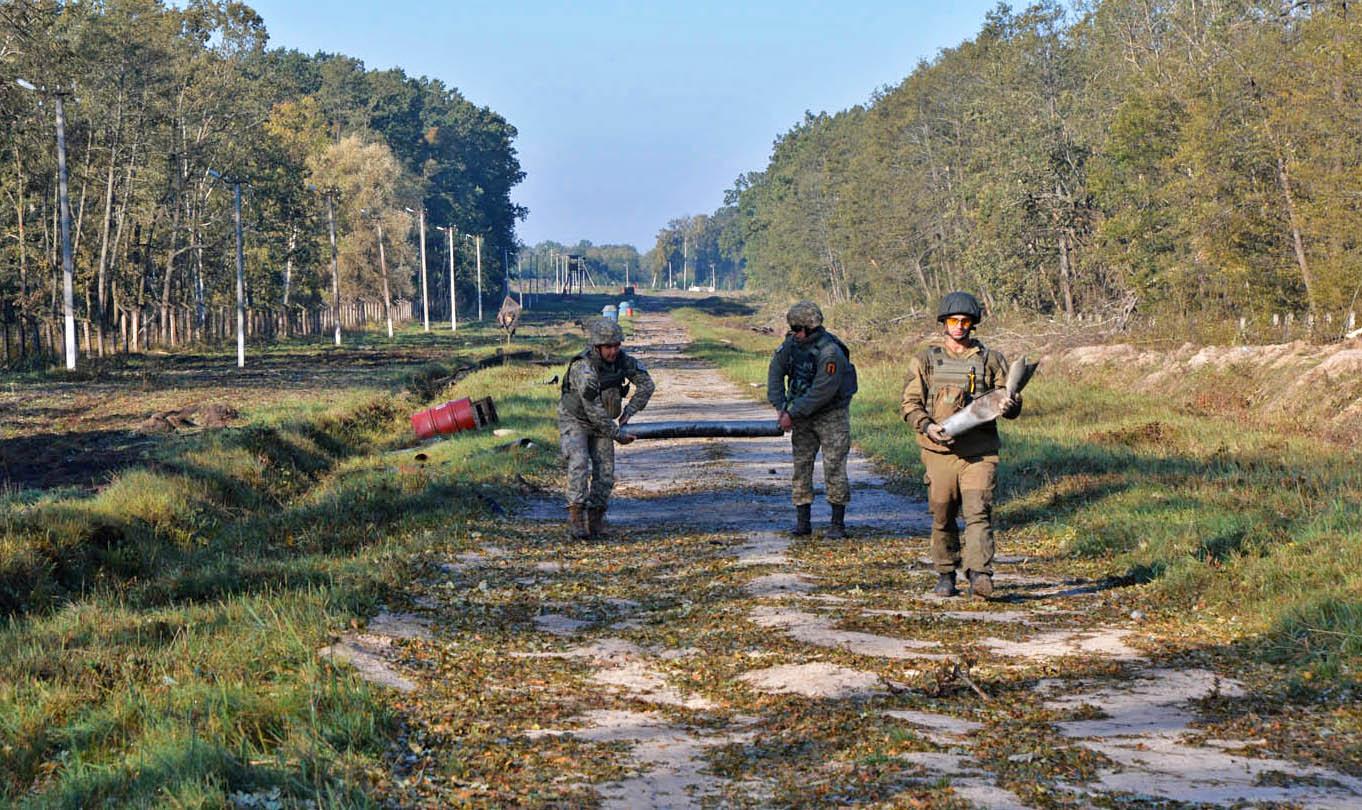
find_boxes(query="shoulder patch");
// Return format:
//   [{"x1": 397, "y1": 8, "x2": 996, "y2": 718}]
[{"x1": 825, "y1": 361, "x2": 837, "y2": 375}]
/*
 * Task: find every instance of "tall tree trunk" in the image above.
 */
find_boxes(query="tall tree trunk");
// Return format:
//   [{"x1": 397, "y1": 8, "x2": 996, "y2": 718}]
[
  {"x1": 1275, "y1": 151, "x2": 1315, "y2": 317},
  {"x1": 94, "y1": 125, "x2": 119, "y2": 357},
  {"x1": 282, "y1": 224, "x2": 296, "y2": 309},
  {"x1": 911, "y1": 254, "x2": 933, "y2": 302},
  {"x1": 71, "y1": 128, "x2": 94, "y2": 257},
  {"x1": 161, "y1": 192, "x2": 182, "y2": 345},
  {"x1": 1058, "y1": 228, "x2": 1075, "y2": 319},
  {"x1": 107, "y1": 144, "x2": 135, "y2": 356},
  {"x1": 136, "y1": 220, "x2": 156, "y2": 353},
  {"x1": 377, "y1": 222, "x2": 394, "y2": 338},
  {"x1": 14, "y1": 145, "x2": 28, "y2": 357}
]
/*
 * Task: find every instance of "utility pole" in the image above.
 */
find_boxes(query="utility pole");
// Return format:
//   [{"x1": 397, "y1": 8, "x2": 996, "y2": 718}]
[
  {"x1": 54, "y1": 92, "x2": 75, "y2": 368},
  {"x1": 408, "y1": 206, "x2": 429, "y2": 331},
  {"x1": 231, "y1": 180, "x2": 245, "y2": 366},
  {"x1": 372, "y1": 215, "x2": 394, "y2": 338},
  {"x1": 326, "y1": 193, "x2": 341, "y2": 346},
  {"x1": 683, "y1": 232, "x2": 688, "y2": 290},
  {"x1": 443, "y1": 226, "x2": 458, "y2": 332},
  {"x1": 475, "y1": 235, "x2": 484, "y2": 320}
]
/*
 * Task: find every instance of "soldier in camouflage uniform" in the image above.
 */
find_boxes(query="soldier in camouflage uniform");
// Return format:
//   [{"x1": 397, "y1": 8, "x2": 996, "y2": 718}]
[
  {"x1": 558, "y1": 317, "x2": 656, "y2": 539},
  {"x1": 900, "y1": 292, "x2": 1021, "y2": 599},
  {"x1": 767, "y1": 301, "x2": 857, "y2": 539}
]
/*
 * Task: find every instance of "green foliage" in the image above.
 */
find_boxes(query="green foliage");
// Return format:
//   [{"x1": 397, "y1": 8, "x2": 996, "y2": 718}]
[
  {"x1": 689, "y1": 0, "x2": 1362, "y2": 328},
  {"x1": 0, "y1": 1, "x2": 525, "y2": 362}
]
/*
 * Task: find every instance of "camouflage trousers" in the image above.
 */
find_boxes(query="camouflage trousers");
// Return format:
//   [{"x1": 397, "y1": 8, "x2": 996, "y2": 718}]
[
  {"x1": 921, "y1": 450, "x2": 999, "y2": 575},
  {"x1": 790, "y1": 406, "x2": 851, "y2": 506},
  {"x1": 559, "y1": 419, "x2": 616, "y2": 509}
]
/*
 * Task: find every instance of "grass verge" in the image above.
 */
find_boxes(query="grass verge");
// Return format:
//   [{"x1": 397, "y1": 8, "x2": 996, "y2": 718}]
[{"x1": 0, "y1": 304, "x2": 598, "y2": 806}]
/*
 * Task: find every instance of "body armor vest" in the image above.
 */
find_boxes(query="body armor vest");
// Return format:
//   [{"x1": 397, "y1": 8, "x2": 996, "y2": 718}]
[
  {"x1": 926, "y1": 344, "x2": 992, "y2": 405},
  {"x1": 785, "y1": 331, "x2": 853, "y2": 401},
  {"x1": 562, "y1": 349, "x2": 631, "y2": 400}
]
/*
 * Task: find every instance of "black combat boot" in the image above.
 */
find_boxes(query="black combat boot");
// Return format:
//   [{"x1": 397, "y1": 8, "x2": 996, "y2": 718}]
[
  {"x1": 933, "y1": 572, "x2": 959, "y2": 597},
  {"x1": 825, "y1": 504, "x2": 847, "y2": 539},
  {"x1": 790, "y1": 504, "x2": 812, "y2": 537}
]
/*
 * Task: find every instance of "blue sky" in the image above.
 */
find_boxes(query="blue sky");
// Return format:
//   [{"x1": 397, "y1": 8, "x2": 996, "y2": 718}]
[{"x1": 246, "y1": 1, "x2": 1000, "y2": 250}]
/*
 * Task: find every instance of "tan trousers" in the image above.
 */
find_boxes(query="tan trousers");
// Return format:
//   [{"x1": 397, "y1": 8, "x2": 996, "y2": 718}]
[{"x1": 921, "y1": 450, "x2": 999, "y2": 574}]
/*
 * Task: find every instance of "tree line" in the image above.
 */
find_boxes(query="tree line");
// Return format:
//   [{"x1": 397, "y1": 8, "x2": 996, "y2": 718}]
[
  {"x1": 644, "y1": 211, "x2": 744, "y2": 292},
  {"x1": 682, "y1": 0, "x2": 1361, "y2": 331},
  {"x1": 1, "y1": 0, "x2": 525, "y2": 365}
]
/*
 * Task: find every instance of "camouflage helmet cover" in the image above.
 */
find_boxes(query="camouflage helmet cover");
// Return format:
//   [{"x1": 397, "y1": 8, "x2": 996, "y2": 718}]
[
  {"x1": 786, "y1": 300, "x2": 824, "y2": 329},
  {"x1": 587, "y1": 316, "x2": 625, "y2": 345},
  {"x1": 936, "y1": 291, "x2": 984, "y2": 323}
]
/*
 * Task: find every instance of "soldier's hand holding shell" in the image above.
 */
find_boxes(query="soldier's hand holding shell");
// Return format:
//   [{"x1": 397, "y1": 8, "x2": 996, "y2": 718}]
[
  {"x1": 1001, "y1": 394, "x2": 1022, "y2": 419},
  {"x1": 925, "y1": 423, "x2": 955, "y2": 445}
]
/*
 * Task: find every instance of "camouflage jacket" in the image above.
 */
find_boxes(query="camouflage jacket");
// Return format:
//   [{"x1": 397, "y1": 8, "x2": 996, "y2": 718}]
[
  {"x1": 767, "y1": 328, "x2": 854, "y2": 420},
  {"x1": 558, "y1": 347, "x2": 655, "y2": 437}
]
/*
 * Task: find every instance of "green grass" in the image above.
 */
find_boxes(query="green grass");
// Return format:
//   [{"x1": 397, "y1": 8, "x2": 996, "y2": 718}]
[
  {"x1": 674, "y1": 307, "x2": 1362, "y2": 683},
  {"x1": 0, "y1": 301, "x2": 604, "y2": 807}
]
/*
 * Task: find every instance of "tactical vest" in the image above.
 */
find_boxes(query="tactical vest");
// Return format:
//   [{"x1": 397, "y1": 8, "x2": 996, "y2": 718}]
[
  {"x1": 562, "y1": 349, "x2": 631, "y2": 401},
  {"x1": 925, "y1": 344, "x2": 992, "y2": 405},
  {"x1": 785, "y1": 331, "x2": 857, "y2": 403}
]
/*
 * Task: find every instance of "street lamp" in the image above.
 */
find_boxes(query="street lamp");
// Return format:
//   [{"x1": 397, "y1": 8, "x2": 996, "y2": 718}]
[
  {"x1": 17, "y1": 78, "x2": 76, "y2": 370},
  {"x1": 207, "y1": 168, "x2": 247, "y2": 368},
  {"x1": 404, "y1": 206, "x2": 429, "y2": 332}
]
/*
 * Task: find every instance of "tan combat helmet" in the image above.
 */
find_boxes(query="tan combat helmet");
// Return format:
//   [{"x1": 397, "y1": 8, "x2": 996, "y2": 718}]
[
  {"x1": 786, "y1": 300, "x2": 824, "y2": 330},
  {"x1": 587, "y1": 317, "x2": 625, "y2": 345}
]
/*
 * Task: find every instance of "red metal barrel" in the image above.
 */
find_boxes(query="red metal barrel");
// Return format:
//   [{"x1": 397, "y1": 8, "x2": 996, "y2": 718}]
[{"x1": 412, "y1": 397, "x2": 478, "y2": 439}]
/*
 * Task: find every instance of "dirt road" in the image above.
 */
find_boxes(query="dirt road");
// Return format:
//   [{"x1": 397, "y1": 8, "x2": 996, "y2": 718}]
[
  {"x1": 366, "y1": 309, "x2": 1362, "y2": 807},
  {"x1": 526, "y1": 308, "x2": 924, "y2": 535}
]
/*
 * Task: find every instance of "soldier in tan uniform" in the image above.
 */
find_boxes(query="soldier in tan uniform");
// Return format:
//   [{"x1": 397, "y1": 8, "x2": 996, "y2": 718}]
[
  {"x1": 900, "y1": 292, "x2": 1021, "y2": 598},
  {"x1": 558, "y1": 318, "x2": 655, "y2": 539},
  {"x1": 768, "y1": 301, "x2": 857, "y2": 538}
]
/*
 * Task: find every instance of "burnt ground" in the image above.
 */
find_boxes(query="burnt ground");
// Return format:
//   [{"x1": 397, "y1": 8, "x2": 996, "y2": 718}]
[
  {"x1": 0, "y1": 296, "x2": 612, "y2": 494},
  {"x1": 0, "y1": 346, "x2": 443, "y2": 492}
]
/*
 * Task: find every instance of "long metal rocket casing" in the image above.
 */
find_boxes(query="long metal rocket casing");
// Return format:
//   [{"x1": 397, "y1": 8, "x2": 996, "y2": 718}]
[
  {"x1": 940, "y1": 389, "x2": 1009, "y2": 437},
  {"x1": 620, "y1": 419, "x2": 784, "y2": 440}
]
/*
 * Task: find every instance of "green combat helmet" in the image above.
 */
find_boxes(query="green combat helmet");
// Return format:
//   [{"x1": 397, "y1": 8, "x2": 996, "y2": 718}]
[
  {"x1": 587, "y1": 317, "x2": 625, "y2": 345},
  {"x1": 937, "y1": 291, "x2": 983, "y2": 323},
  {"x1": 786, "y1": 300, "x2": 824, "y2": 329}
]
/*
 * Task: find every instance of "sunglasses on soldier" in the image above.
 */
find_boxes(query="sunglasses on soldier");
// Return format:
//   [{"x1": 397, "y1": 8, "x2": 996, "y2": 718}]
[{"x1": 944, "y1": 315, "x2": 973, "y2": 328}]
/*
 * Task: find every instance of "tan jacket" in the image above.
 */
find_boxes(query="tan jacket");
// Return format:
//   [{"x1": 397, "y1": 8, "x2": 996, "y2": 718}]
[{"x1": 900, "y1": 338, "x2": 1015, "y2": 457}]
